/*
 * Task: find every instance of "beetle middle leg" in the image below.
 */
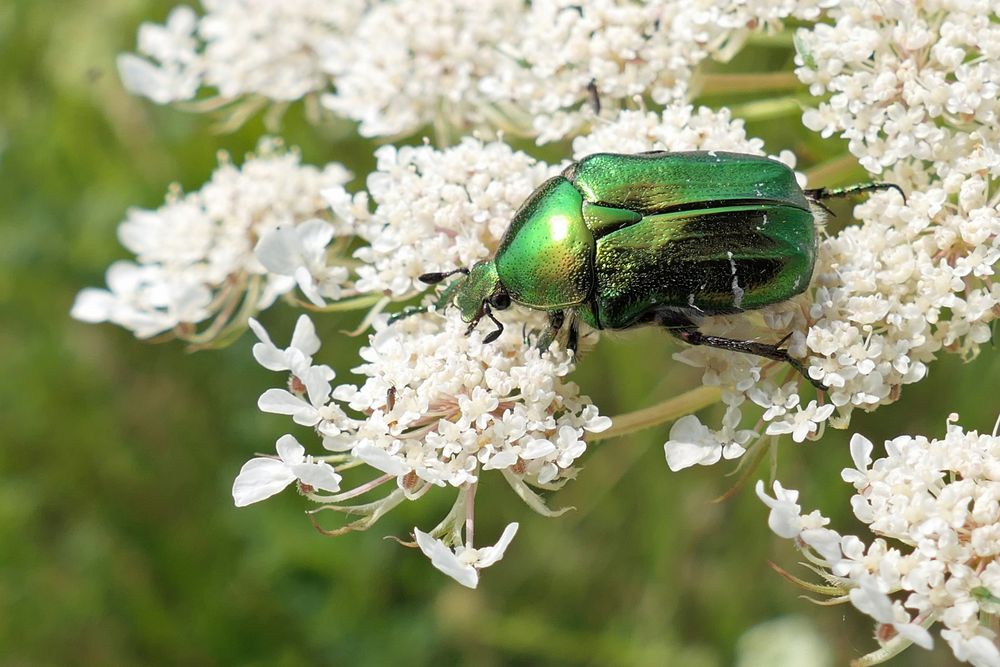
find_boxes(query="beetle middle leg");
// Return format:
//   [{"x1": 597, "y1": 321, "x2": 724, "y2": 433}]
[
  {"x1": 535, "y1": 310, "x2": 566, "y2": 351},
  {"x1": 533, "y1": 310, "x2": 580, "y2": 355},
  {"x1": 805, "y1": 182, "x2": 906, "y2": 205},
  {"x1": 658, "y1": 314, "x2": 826, "y2": 391}
]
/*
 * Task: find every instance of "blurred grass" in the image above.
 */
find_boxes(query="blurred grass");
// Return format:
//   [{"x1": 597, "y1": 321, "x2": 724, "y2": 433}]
[{"x1": 0, "y1": 1, "x2": 996, "y2": 665}]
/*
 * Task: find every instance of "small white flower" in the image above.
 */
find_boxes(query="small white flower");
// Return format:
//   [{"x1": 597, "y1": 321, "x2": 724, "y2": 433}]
[
  {"x1": 765, "y1": 400, "x2": 835, "y2": 443},
  {"x1": 941, "y1": 629, "x2": 1000, "y2": 667},
  {"x1": 255, "y1": 219, "x2": 348, "y2": 306},
  {"x1": 664, "y1": 415, "x2": 723, "y2": 471},
  {"x1": 258, "y1": 363, "x2": 336, "y2": 427},
  {"x1": 73, "y1": 141, "x2": 351, "y2": 342},
  {"x1": 755, "y1": 480, "x2": 805, "y2": 540},
  {"x1": 233, "y1": 434, "x2": 342, "y2": 507},
  {"x1": 414, "y1": 523, "x2": 519, "y2": 588},
  {"x1": 849, "y1": 574, "x2": 933, "y2": 650},
  {"x1": 248, "y1": 314, "x2": 320, "y2": 372}
]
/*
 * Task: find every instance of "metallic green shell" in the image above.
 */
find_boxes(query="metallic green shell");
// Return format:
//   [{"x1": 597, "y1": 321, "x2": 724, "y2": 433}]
[
  {"x1": 454, "y1": 260, "x2": 500, "y2": 322},
  {"x1": 563, "y1": 151, "x2": 811, "y2": 217},
  {"x1": 494, "y1": 176, "x2": 594, "y2": 309},
  {"x1": 585, "y1": 203, "x2": 816, "y2": 329},
  {"x1": 456, "y1": 151, "x2": 817, "y2": 331}
]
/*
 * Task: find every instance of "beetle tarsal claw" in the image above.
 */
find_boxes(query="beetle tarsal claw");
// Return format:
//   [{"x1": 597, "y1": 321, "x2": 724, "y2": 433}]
[{"x1": 482, "y1": 304, "x2": 504, "y2": 344}]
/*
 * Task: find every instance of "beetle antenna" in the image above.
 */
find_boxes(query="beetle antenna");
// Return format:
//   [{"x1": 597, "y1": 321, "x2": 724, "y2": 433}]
[
  {"x1": 419, "y1": 267, "x2": 469, "y2": 284},
  {"x1": 805, "y1": 182, "x2": 907, "y2": 205},
  {"x1": 482, "y1": 304, "x2": 504, "y2": 344}
]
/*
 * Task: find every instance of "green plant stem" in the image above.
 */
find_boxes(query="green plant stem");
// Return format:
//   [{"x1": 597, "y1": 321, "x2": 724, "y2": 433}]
[
  {"x1": 745, "y1": 31, "x2": 796, "y2": 48},
  {"x1": 590, "y1": 385, "x2": 722, "y2": 442},
  {"x1": 804, "y1": 153, "x2": 862, "y2": 185},
  {"x1": 729, "y1": 96, "x2": 803, "y2": 121},
  {"x1": 299, "y1": 293, "x2": 385, "y2": 312},
  {"x1": 699, "y1": 71, "x2": 802, "y2": 94}
]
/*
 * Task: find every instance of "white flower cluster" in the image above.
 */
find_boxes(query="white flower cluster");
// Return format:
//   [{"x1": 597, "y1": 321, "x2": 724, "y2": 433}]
[
  {"x1": 72, "y1": 141, "x2": 350, "y2": 340},
  {"x1": 325, "y1": 312, "x2": 609, "y2": 488},
  {"x1": 327, "y1": 138, "x2": 556, "y2": 297},
  {"x1": 483, "y1": 0, "x2": 835, "y2": 142},
  {"x1": 236, "y1": 312, "x2": 609, "y2": 585},
  {"x1": 758, "y1": 418, "x2": 1000, "y2": 667},
  {"x1": 120, "y1": 0, "x2": 840, "y2": 141},
  {"x1": 797, "y1": 1, "x2": 1000, "y2": 180},
  {"x1": 321, "y1": 0, "x2": 523, "y2": 138},
  {"x1": 667, "y1": 2, "x2": 1000, "y2": 469},
  {"x1": 796, "y1": 1, "x2": 1000, "y2": 418},
  {"x1": 119, "y1": 1, "x2": 365, "y2": 106}
]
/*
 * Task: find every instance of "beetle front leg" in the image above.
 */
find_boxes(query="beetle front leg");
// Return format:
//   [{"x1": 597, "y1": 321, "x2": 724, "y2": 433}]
[
  {"x1": 535, "y1": 310, "x2": 565, "y2": 351},
  {"x1": 664, "y1": 323, "x2": 826, "y2": 392}
]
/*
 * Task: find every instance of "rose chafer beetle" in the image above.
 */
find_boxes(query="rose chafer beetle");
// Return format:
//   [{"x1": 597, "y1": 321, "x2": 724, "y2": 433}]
[{"x1": 417, "y1": 151, "x2": 901, "y2": 388}]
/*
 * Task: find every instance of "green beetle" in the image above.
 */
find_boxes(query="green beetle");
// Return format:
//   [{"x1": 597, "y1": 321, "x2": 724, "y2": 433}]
[{"x1": 419, "y1": 151, "x2": 901, "y2": 388}]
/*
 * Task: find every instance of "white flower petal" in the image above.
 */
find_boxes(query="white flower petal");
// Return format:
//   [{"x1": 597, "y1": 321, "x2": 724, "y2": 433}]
[
  {"x1": 275, "y1": 434, "x2": 305, "y2": 464},
  {"x1": 353, "y1": 444, "x2": 409, "y2": 476},
  {"x1": 232, "y1": 458, "x2": 295, "y2": 507},
  {"x1": 257, "y1": 388, "x2": 307, "y2": 415},
  {"x1": 289, "y1": 314, "x2": 320, "y2": 357},
  {"x1": 288, "y1": 461, "x2": 342, "y2": 492},
  {"x1": 414, "y1": 529, "x2": 479, "y2": 589},
  {"x1": 476, "y1": 523, "x2": 519, "y2": 568}
]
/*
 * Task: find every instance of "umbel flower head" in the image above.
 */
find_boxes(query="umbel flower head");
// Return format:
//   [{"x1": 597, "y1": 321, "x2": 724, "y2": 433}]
[
  {"x1": 665, "y1": 1, "x2": 1000, "y2": 471},
  {"x1": 117, "y1": 0, "x2": 835, "y2": 141},
  {"x1": 240, "y1": 310, "x2": 609, "y2": 586},
  {"x1": 759, "y1": 417, "x2": 1000, "y2": 667},
  {"x1": 118, "y1": 0, "x2": 368, "y2": 126},
  {"x1": 71, "y1": 140, "x2": 352, "y2": 344},
  {"x1": 214, "y1": 98, "x2": 994, "y2": 586}
]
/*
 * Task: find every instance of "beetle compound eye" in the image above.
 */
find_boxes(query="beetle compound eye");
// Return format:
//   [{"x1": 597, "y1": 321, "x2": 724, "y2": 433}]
[{"x1": 489, "y1": 292, "x2": 511, "y2": 310}]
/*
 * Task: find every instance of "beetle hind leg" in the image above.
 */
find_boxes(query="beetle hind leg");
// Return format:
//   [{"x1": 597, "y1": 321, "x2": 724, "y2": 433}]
[
  {"x1": 661, "y1": 317, "x2": 826, "y2": 392},
  {"x1": 805, "y1": 182, "x2": 906, "y2": 205}
]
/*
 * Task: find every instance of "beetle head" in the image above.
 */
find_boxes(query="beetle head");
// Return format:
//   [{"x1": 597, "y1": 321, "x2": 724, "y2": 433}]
[{"x1": 419, "y1": 260, "x2": 510, "y2": 343}]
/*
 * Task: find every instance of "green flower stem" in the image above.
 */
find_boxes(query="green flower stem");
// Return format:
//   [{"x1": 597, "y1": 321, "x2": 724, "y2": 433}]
[
  {"x1": 804, "y1": 153, "x2": 863, "y2": 186},
  {"x1": 298, "y1": 293, "x2": 386, "y2": 312},
  {"x1": 590, "y1": 385, "x2": 722, "y2": 442},
  {"x1": 728, "y1": 96, "x2": 803, "y2": 121},
  {"x1": 698, "y1": 71, "x2": 802, "y2": 94},
  {"x1": 744, "y1": 31, "x2": 796, "y2": 48}
]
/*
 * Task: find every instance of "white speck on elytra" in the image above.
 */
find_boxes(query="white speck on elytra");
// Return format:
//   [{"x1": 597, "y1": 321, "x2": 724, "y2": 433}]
[{"x1": 727, "y1": 250, "x2": 744, "y2": 309}]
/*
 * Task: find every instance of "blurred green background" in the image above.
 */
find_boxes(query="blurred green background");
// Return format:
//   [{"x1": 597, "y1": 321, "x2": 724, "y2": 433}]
[{"x1": 1, "y1": 1, "x2": 996, "y2": 665}]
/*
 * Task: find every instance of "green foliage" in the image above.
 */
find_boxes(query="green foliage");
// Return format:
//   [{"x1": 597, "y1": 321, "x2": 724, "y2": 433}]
[{"x1": 0, "y1": 1, "x2": 993, "y2": 665}]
